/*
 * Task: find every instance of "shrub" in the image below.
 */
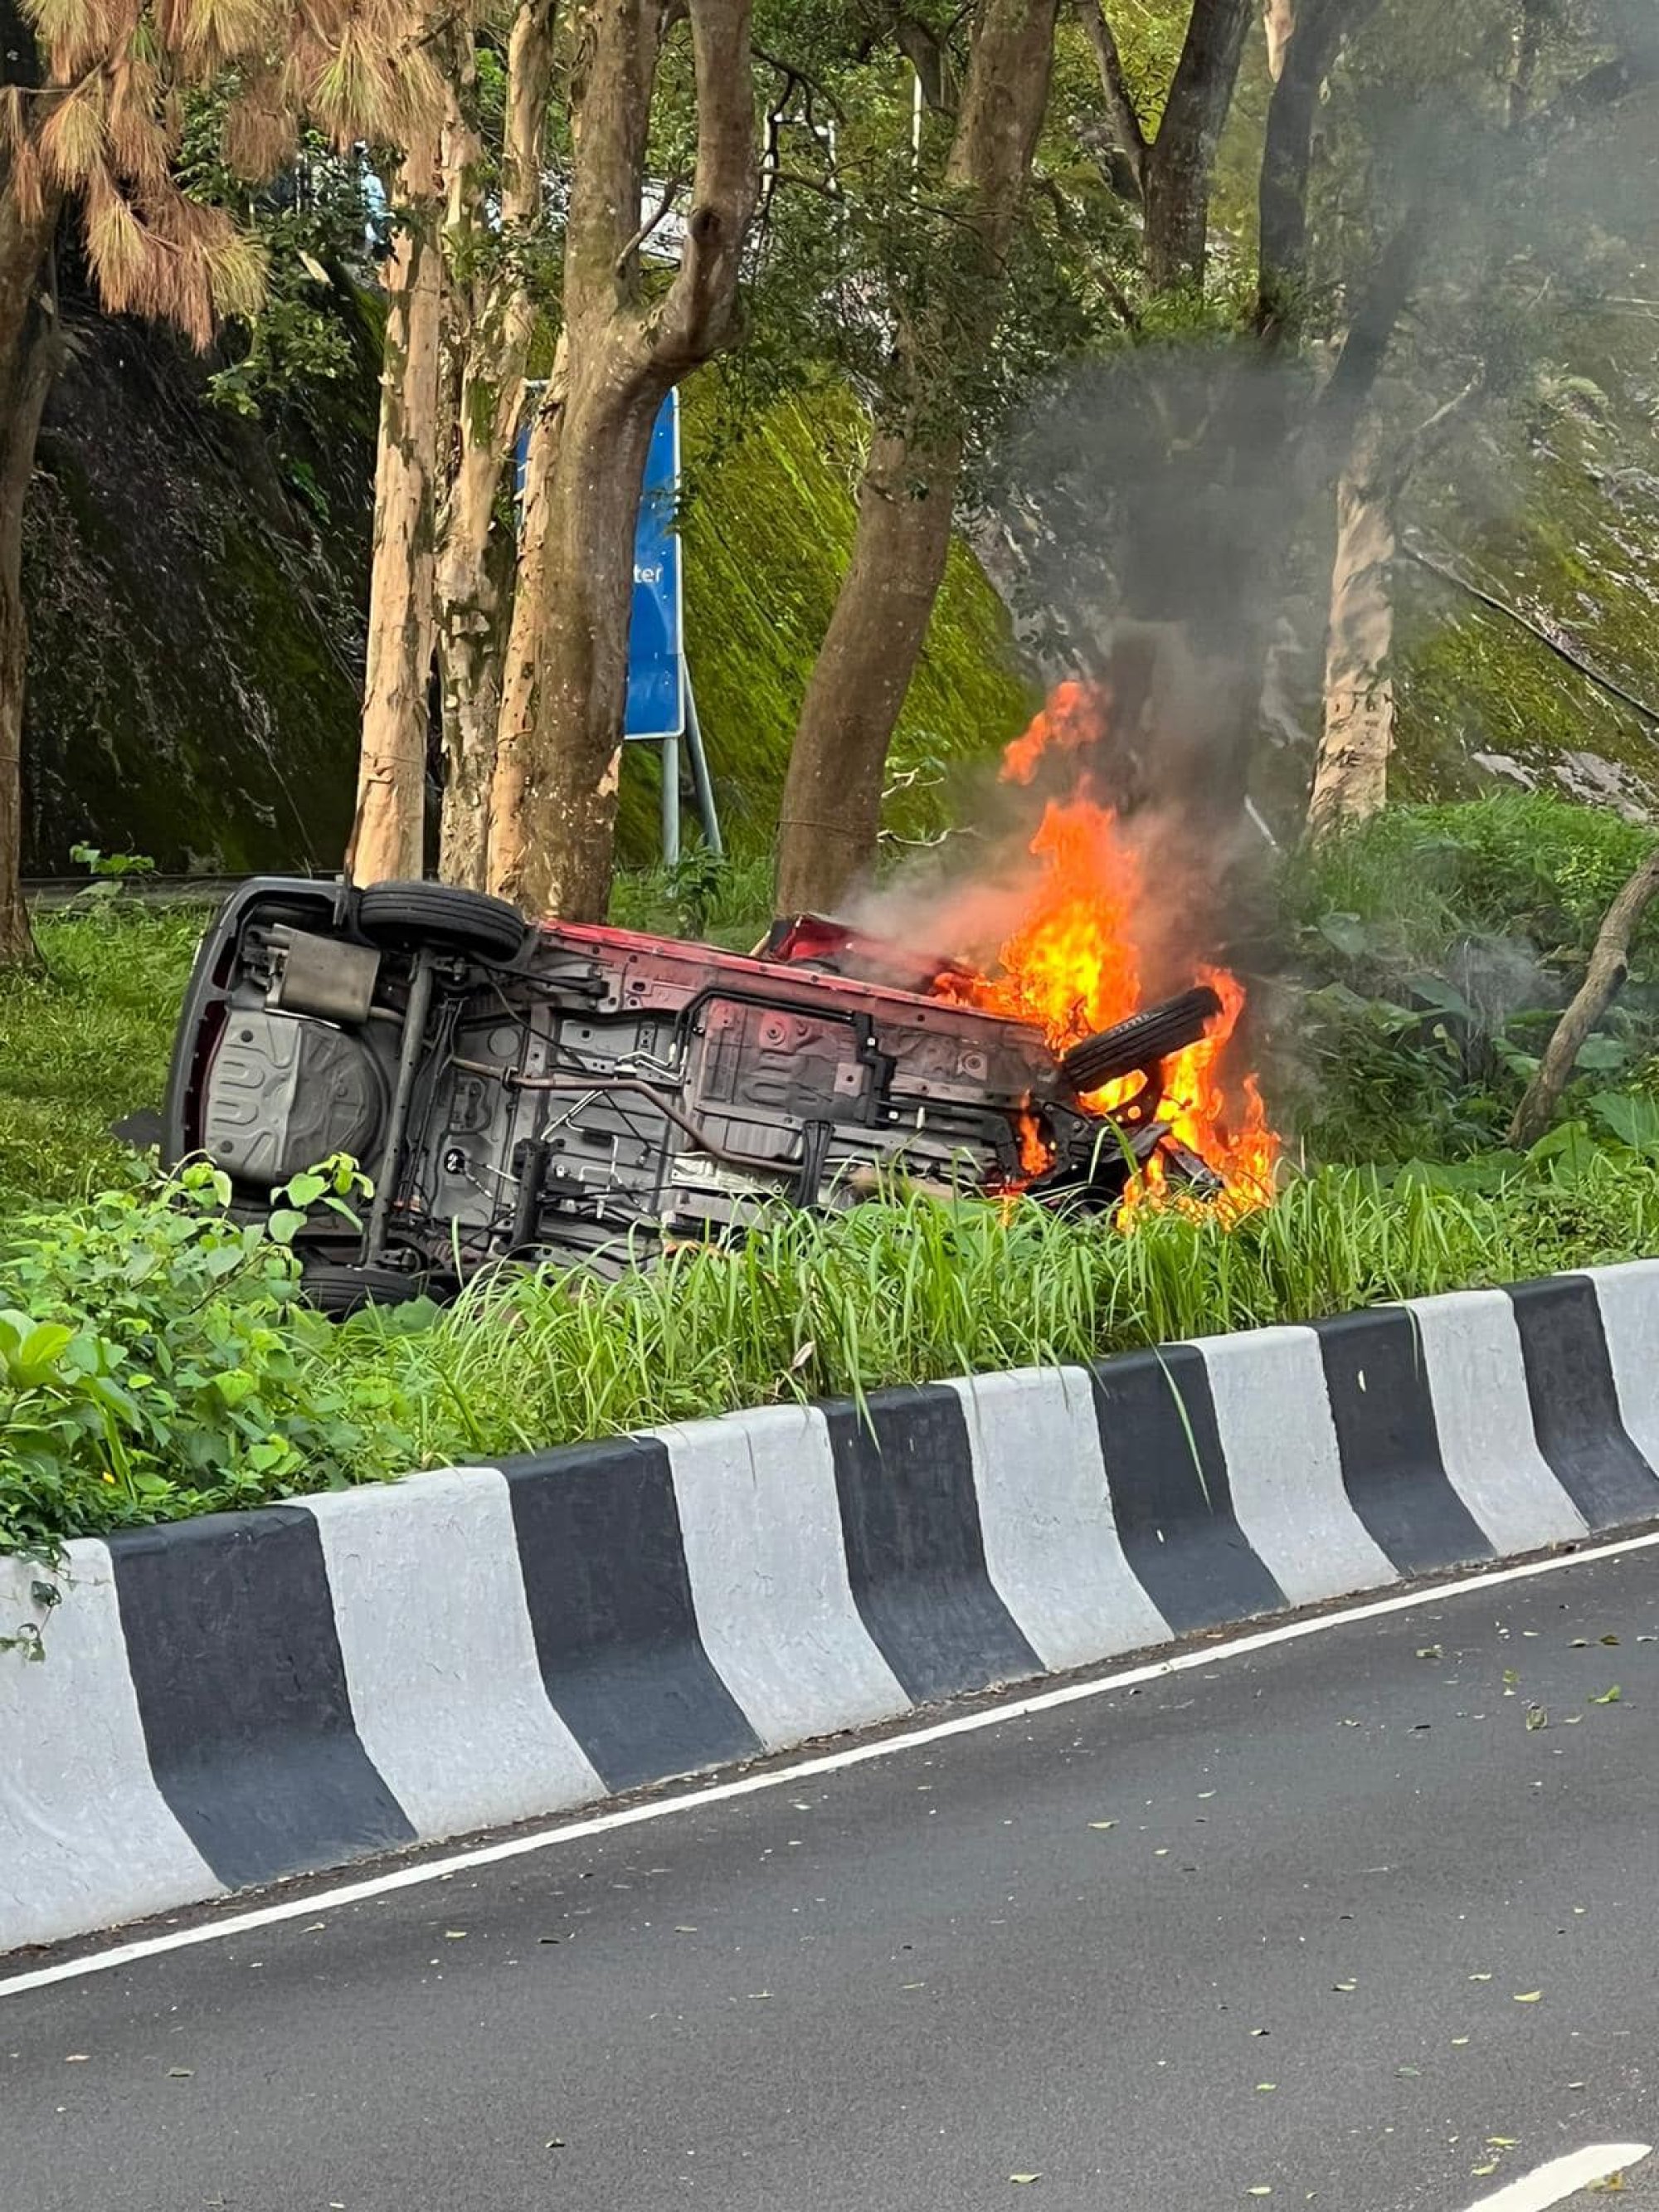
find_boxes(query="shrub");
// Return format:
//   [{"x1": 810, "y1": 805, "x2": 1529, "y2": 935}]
[{"x1": 0, "y1": 1162, "x2": 415, "y2": 1553}]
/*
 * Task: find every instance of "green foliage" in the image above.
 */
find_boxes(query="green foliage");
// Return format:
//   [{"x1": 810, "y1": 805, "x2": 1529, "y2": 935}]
[
  {"x1": 178, "y1": 103, "x2": 377, "y2": 427},
  {"x1": 1284, "y1": 795, "x2": 1659, "y2": 1163},
  {"x1": 0, "y1": 907, "x2": 202, "y2": 1205},
  {"x1": 0, "y1": 1164, "x2": 414, "y2": 1555}
]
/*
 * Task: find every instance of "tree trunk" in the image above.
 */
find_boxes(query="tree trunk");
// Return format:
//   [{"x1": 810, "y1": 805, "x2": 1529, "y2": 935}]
[
  {"x1": 489, "y1": 336, "x2": 567, "y2": 906},
  {"x1": 485, "y1": 0, "x2": 757, "y2": 919},
  {"x1": 1510, "y1": 849, "x2": 1659, "y2": 1150},
  {"x1": 1256, "y1": 0, "x2": 1378, "y2": 342},
  {"x1": 0, "y1": 190, "x2": 61, "y2": 971},
  {"x1": 773, "y1": 0, "x2": 1058, "y2": 917},
  {"x1": 1142, "y1": 0, "x2": 1253, "y2": 291},
  {"x1": 1306, "y1": 426, "x2": 1394, "y2": 843},
  {"x1": 776, "y1": 429, "x2": 961, "y2": 914},
  {"x1": 491, "y1": 368, "x2": 661, "y2": 918},
  {"x1": 350, "y1": 124, "x2": 444, "y2": 887},
  {"x1": 434, "y1": 0, "x2": 557, "y2": 889}
]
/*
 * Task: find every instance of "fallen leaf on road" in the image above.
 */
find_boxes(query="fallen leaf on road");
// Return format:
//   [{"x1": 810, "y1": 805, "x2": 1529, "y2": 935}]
[
  {"x1": 168, "y1": 2068, "x2": 193, "y2": 2079},
  {"x1": 64, "y1": 2055, "x2": 87, "y2": 2063},
  {"x1": 1472, "y1": 2164, "x2": 1497, "y2": 2178},
  {"x1": 1601, "y1": 1635, "x2": 1620, "y2": 1646},
  {"x1": 1247, "y1": 2189, "x2": 1272, "y2": 2198},
  {"x1": 1525, "y1": 1705, "x2": 1549, "y2": 1731},
  {"x1": 1256, "y1": 2083, "x2": 1277, "y2": 2093},
  {"x1": 1333, "y1": 1981, "x2": 1357, "y2": 1993},
  {"x1": 1590, "y1": 1686, "x2": 1623, "y2": 1704},
  {"x1": 1416, "y1": 1647, "x2": 1443, "y2": 1661},
  {"x1": 1513, "y1": 1991, "x2": 1542, "y2": 2004},
  {"x1": 1088, "y1": 1822, "x2": 1117, "y2": 1831},
  {"x1": 1470, "y1": 1973, "x2": 1492, "y2": 1982},
  {"x1": 1488, "y1": 2137, "x2": 1518, "y2": 2149},
  {"x1": 444, "y1": 1930, "x2": 467, "y2": 1940},
  {"x1": 1010, "y1": 2175, "x2": 1041, "y2": 2185},
  {"x1": 1452, "y1": 2037, "x2": 1470, "y2": 2047},
  {"x1": 1572, "y1": 1640, "x2": 1590, "y2": 1649},
  {"x1": 1397, "y1": 2066, "x2": 1420, "y2": 2078}
]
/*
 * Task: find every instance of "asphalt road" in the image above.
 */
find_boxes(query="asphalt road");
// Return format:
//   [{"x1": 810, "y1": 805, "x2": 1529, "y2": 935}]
[{"x1": 5, "y1": 1544, "x2": 1659, "y2": 2212}]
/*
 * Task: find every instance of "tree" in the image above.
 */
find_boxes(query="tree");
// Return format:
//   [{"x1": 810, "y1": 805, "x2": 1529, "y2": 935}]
[
  {"x1": 773, "y1": 0, "x2": 1060, "y2": 918},
  {"x1": 0, "y1": 0, "x2": 435, "y2": 966},
  {"x1": 432, "y1": 1, "x2": 558, "y2": 888},
  {"x1": 1303, "y1": 0, "x2": 1659, "y2": 841},
  {"x1": 348, "y1": 115, "x2": 444, "y2": 886},
  {"x1": 485, "y1": 0, "x2": 757, "y2": 921}
]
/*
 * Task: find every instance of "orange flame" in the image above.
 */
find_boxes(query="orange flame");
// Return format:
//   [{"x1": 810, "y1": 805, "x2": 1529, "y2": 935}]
[{"x1": 942, "y1": 689, "x2": 1279, "y2": 1219}]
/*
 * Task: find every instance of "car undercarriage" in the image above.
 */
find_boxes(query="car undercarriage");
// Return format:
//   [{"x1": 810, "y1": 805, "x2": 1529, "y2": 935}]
[{"x1": 163, "y1": 879, "x2": 1224, "y2": 1309}]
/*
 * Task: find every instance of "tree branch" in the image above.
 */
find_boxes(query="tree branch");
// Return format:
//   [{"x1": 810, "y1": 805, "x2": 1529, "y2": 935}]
[
  {"x1": 502, "y1": 0, "x2": 559, "y2": 231},
  {"x1": 1399, "y1": 539, "x2": 1659, "y2": 727},
  {"x1": 1141, "y1": 0, "x2": 1254, "y2": 288},
  {"x1": 650, "y1": 0, "x2": 757, "y2": 368},
  {"x1": 1509, "y1": 846, "x2": 1659, "y2": 1148},
  {"x1": 1073, "y1": 0, "x2": 1146, "y2": 188},
  {"x1": 615, "y1": 171, "x2": 684, "y2": 272},
  {"x1": 1255, "y1": 0, "x2": 1379, "y2": 343}
]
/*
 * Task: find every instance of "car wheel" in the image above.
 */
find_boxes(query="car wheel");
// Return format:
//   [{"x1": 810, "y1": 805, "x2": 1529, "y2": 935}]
[
  {"x1": 1059, "y1": 985, "x2": 1223, "y2": 1094},
  {"x1": 299, "y1": 1261, "x2": 432, "y2": 1319},
  {"x1": 355, "y1": 880, "x2": 529, "y2": 964}
]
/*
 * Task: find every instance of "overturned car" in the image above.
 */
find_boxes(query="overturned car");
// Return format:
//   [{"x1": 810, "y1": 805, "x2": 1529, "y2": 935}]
[{"x1": 162, "y1": 877, "x2": 1224, "y2": 1309}]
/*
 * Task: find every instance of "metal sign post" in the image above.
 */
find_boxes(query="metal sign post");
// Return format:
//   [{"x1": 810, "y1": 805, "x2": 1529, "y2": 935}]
[{"x1": 515, "y1": 386, "x2": 721, "y2": 867}]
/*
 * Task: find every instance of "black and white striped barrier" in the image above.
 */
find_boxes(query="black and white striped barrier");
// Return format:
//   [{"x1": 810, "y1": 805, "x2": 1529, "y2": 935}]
[{"x1": 5, "y1": 1262, "x2": 1659, "y2": 1955}]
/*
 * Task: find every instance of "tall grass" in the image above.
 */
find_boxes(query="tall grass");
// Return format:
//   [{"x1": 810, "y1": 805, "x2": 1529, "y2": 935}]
[{"x1": 327, "y1": 1153, "x2": 1659, "y2": 1478}]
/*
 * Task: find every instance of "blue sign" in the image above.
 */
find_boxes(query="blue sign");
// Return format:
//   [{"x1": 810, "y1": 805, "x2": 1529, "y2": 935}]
[{"x1": 514, "y1": 387, "x2": 684, "y2": 743}]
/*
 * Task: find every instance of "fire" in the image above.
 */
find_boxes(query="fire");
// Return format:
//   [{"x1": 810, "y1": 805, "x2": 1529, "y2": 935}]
[{"x1": 941, "y1": 689, "x2": 1279, "y2": 1219}]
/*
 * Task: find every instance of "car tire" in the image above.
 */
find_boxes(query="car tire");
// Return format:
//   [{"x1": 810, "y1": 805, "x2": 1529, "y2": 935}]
[
  {"x1": 299, "y1": 1260, "x2": 431, "y2": 1319},
  {"x1": 1059, "y1": 984, "x2": 1223, "y2": 1094},
  {"x1": 356, "y1": 880, "x2": 529, "y2": 964}
]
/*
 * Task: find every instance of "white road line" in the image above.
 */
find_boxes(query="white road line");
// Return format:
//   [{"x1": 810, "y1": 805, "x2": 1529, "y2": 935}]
[
  {"x1": 1459, "y1": 2141, "x2": 1651, "y2": 2210},
  {"x1": 5, "y1": 1523, "x2": 1659, "y2": 2001}
]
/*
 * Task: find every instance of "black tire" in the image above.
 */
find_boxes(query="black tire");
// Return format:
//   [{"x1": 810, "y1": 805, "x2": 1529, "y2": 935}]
[
  {"x1": 299, "y1": 1260, "x2": 432, "y2": 1319},
  {"x1": 355, "y1": 880, "x2": 528, "y2": 964},
  {"x1": 1059, "y1": 985, "x2": 1222, "y2": 1094}
]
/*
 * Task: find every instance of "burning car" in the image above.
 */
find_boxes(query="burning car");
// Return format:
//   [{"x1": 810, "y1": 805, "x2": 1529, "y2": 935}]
[{"x1": 161, "y1": 875, "x2": 1239, "y2": 1311}]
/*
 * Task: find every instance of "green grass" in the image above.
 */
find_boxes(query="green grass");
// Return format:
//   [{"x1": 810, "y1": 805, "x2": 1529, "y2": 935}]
[
  {"x1": 7, "y1": 1150, "x2": 1659, "y2": 1549},
  {"x1": 0, "y1": 904, "x2": 203, "y2": 1206},
  {"x1": 348, "y1": 1154, "x2": 1659, "y2": 1469}
]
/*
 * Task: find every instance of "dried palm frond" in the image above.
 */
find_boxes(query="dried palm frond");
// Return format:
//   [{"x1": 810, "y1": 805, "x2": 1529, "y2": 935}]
[
  {"x1": 83, "y1": 163, "x2": 156, "y2": 315},
  {"x1": 205, "y1": 226, "x2": 268, "y2": 319},
  {"x1": 38, "y1": 77, "x2": 109, "y2": 187},
  {"x1": 221, "y1": 67, "x2": 299, "y2": 181}
]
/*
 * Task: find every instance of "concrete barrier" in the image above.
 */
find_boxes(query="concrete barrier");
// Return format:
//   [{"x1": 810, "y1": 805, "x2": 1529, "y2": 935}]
[{"x1": 6, "y1": 1269, "x2": 1659, "y2": 1956}]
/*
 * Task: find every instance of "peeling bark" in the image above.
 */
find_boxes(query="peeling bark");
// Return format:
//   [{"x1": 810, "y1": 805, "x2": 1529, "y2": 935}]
[
  {"x1": 774, "y1": 0, "x2": 1058, "y2": 918},
  {"x1": 1306, "y1": 423, "x2": 1394, "y2": 843},
  {"x1": 350, "y1": 123, "x2": 445, "y2": 888},
  {"x1": 486, "y1": 0, "x2": 757, "y2": 921},
  {"x1": 434, "y1": 0, "x2": 558, "y2": 889}
]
